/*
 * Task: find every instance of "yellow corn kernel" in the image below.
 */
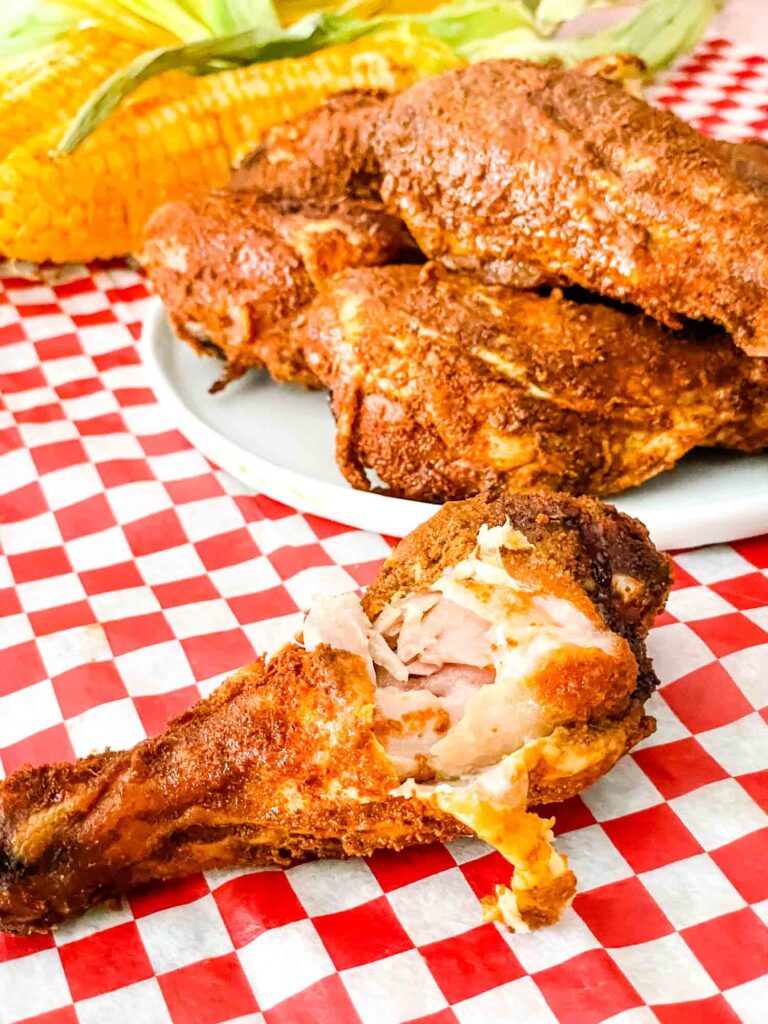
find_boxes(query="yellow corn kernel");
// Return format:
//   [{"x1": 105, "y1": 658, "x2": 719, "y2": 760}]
[
  {"x1": 0, "y1": 27, "x2": 146, "y2": 163},
  {"x1": 0, "y1": 26, "x2": 460, "y2": 264}
]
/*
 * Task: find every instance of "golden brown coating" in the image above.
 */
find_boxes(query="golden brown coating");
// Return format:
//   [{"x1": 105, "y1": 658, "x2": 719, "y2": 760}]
[
  {"x1": 0, "y1": 647, "x2": 464, "y2": 934},
  {"x1": 372, "y1": 60, "x2": 768, "y2": 354},
  {"x1": 0, "y1": 493, "x2": 668, "y2": 934},
  {"x1": 143, "y1": 189, "x2": 413, "y2": 389},
  {"x1": 229, "y1": 89, "x2": 387, "y2": 199},
  {"x1": 300, "y1": 264, "x2": 768, "y2": 500}
]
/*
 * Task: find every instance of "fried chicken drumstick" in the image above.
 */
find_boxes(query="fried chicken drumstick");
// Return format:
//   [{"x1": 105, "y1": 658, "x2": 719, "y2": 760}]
[
  {"x1": 299, "y1": 264, "x2": 768, "y2": 499},
  {"x1": 0, "y1": 492, "x2": 670, "y2": 935}
]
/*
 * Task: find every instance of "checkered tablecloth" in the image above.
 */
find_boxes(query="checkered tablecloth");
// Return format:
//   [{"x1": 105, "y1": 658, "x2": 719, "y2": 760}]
[{"x1": 1, "y1": 31, "x2": 767, "y2": 1024}]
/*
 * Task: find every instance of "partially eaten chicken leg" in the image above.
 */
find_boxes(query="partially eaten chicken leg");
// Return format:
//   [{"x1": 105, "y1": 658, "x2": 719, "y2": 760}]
[{"x1": 0, "y1": 492, "x2": 670, "y2": 934}]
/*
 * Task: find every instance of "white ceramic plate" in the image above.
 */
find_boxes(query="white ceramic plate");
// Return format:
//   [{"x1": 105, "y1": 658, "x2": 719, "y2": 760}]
[{"x1": 143, "y1": 298, "x2": 768, "y2": 550}]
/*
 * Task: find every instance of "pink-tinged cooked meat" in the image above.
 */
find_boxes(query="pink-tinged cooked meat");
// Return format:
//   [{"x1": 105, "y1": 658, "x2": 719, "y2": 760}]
[{"x1": 392, "y1": 596, "x2": 496, "y2": 669}]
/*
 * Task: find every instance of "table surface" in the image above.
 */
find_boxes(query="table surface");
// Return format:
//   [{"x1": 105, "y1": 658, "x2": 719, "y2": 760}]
[{"x1": 0, "y1": 14, "x2": 767, "y2": 1024}]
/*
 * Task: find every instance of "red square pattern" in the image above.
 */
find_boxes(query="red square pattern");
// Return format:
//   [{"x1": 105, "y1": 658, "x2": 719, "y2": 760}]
[
  {"x1": 738, "y1": 770, "x2": 768, "y2": 814},
  {"x1": 732, "y1": 535, "x2": 768, "y2": 569},
  {"x1": 0, "y1": 932, "x2": 54, "y2": 964},
  {"x1": 34, "y1": 334, "x2": 81, "y2": 361},
  {"x1": 158, "y1": 953, "x2": 258, "y2": 1024},
  {"x1": 96, "y1": 458, "x2": 155, "y2": 488},
  {"x1": 103, "y1": 611, "x2": 173, "y2": 657},
  {"x1": 1, "y1": 724, "x2": 75, "y2": 777},
  {"x1": 53, "y1": 661, "x2": 127, "y2": 719},
  {"x1": 9, "y1": 547, "x2": 71, "y2": 585},
  {"x1": 182, "y1": 629, "x2": 254, "y2": 680},
  {"x1": 122, "y1": 509, "x2": 187, "y2": 557},
  {"x1": 13, "y1": 402, "x2": 64, "y2": 425},
  {"x1": 632, "y1": 739, "x2": 728, "y2": 800},
  {"x1": 661, "y1": 662, "x2": 754, "y2": 734},
  {"x1": 269, "y1": 543, "x2": 333, "y2": 580},
  {"x1": 15, "y1": 1009, "x2": 78, "y2": 1024},
  {"x1": 574, "y1": 877, "x2": 674, "y2": 948},
  {"x1": 91, "y1": 346, "x2": 138, "y2": 374},
  {"x1": 602, "y1": 803, "x2": 702, "y2": 874},
  {"x1": 152, "y1": 575, "x2": 219, "y2": 608},
  {"x1": 55, "y1": 379, "x2": 102, "y2": 402},
  {"x1": 58, "y1": 921, "x2": 153, "y2": 1001},
  {"x1": 683, "y1": 909, "x2": 768, "y2": 990},
  {"x1": 711, "y1": 572, "x2": 768, "y2": 610},
  {"x1": 314, "y1": 897, "x2": 412, "y2": 970},
  {"x1": 0, "y1": 641, "x2": 46, "y2": 696},
  {"x1": 406, "y1": 1011, "x2": 459, "y2": 1024},
  {"x1": 228, "y1": 586, "x2": 299, "y2": 625},
  {"x1": 265, "y1": 974, "x2": 361, "y2": 1024},
  {"x1": 367, "y1": 843, "x2": 456, "y2": 893},
  {"x1": 165, "y1": 474, "x2": 225, "y2": 505},
  {"x1": 2, "y1": 482, "x2": 47, "y2": 523},
  {"x1": 138, "y1": 429, "x2": 189, "y2": 456},
  {"x1": 214, "y1": 871, "x2": 306, "y2": 948},
  {"x1": 535, "y1": 949, "x2": 642, "y2": 1024},
  {"x1": 460, "y1": 851, "x2": 514, "y2": 903},
  {"x1": 133, "y1": 686, "x2": 198, "y2": 736},
  {"x1": 710, "y1": 828, "x2": 768, "y2": 904},
  {"x1": 540, "y1": 796, "x2": 596, "y2": 836},
  {"x1": 28, "y1": 599, "x2": 94, "y2": 638},
  {"x1": 421, "y1": 924, "x2": 524, "y2": 1003},
  {"x1": 196, "y1": 528, "x2": 260, "y2": 571},
  {"x1": 76, "y1": 411, "x2": 126, "y2": 436},
  {"x1": 130, "y1": 874, "x2": 210, "y2": 919},
  {"x1": 114, "y1": 386, "x2": 154, "y2": 406},
  {"x1": 653, "y1": 996, "x2": 742, "y2": 1024},
  {"x1": 79, "y1": 560, "x2": 143, "y2": 595},
  {"x1": 30, "y1": 439, "x2": 87, "y2": 476},
  {"x1": 688, "y1": 613, "x2": 767, "y2": 659},
  {"x1": 0, "y1": 587, "x2": 21, "y2": 618}
]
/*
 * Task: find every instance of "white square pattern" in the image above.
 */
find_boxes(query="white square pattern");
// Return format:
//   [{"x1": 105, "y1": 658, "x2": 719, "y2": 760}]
[
  {"x1": 342, "y1": 949, "x2": 448, "y2": 1024},
  {"x1": 137, "y1": 894, "x2": 234, "y2": 974},
  {"x1": 238, "y1": 919, "x2": 334, "y2": 1010},
  {"x1": 610, "y1": 934, "x2": 718, "y2": 1004},
  {"x1": 639, "y1": 855, "x2": 745, "y2": 930}
]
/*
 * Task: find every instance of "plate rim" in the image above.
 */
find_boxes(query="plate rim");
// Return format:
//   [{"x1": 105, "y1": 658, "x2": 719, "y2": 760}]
[{"x1": 142, "y1": 297, "x2": 768, "y2": 550}]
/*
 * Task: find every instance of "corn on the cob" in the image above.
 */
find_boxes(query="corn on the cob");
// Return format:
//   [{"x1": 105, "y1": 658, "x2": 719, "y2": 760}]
[
  {"x1": 0, "y1": 27, "x2": 146, "y2": 164},
  {"x1": 0, "y1": 27, "x2": 459, "y2": 264}
]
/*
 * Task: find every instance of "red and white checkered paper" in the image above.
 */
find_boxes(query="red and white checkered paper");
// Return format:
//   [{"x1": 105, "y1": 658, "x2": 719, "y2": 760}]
[{"x1": 1, "y1": 31, "x2": 767, "y2": 1024}]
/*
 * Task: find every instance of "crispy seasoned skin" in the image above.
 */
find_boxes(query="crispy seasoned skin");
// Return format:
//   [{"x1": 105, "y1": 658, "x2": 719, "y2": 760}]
[
  {"x1": 229, "y1": 89, "x2": 386, "y2": 199},
  {"x1": 372, "y1": 60, "x2": 768, "y2": 353},
  {"x1": 0, "y1": 493, "x2": 669, "y2": 934},
  {"x1": 143, "y1": 189, "x2": 413, "y2": 389},
  {"x1": 299, "y1": 264, "x2": 768, "y2": 500}
]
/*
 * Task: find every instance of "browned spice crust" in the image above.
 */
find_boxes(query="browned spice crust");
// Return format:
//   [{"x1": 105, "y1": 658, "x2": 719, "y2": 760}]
[
  {"x1": 299, "y1": 264, "x2": 767, "y2": 500},
  {"x1": 143, "y1": 190, "x2": 414, "y2": 388},
  {"x1": 373, "y1": 60, "x2": 768, "y2": 354}
]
